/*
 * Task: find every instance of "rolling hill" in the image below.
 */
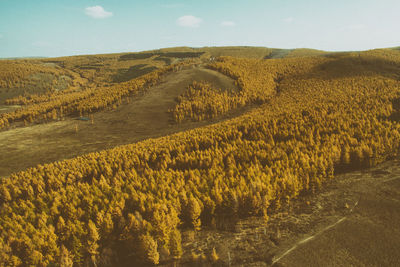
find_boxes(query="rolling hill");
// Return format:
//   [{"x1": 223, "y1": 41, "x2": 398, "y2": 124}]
[{"x1": 0, "y1": 46, "x2": 399, "y2": 266}]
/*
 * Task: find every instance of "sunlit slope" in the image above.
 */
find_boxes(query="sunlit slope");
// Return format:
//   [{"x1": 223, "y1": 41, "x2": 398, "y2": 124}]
[
  {"x1": 0, "y1": 46, "x2": 330, "y2": 107},
  {"x1": 0, "y1": 46, "x2": 276, "y2": 128},
  {"x1": 1, "y1": 48, "x2": 400, "y2": 265},
  {"x1": 284, "y1": 48, "x2": 328, "y2": 58},
  {"x1": 0, "y1": 60, "x2": 85, "y2": 104},
  {"x1": 0, "y1": 46, "x2": 330, "y2": 114}
]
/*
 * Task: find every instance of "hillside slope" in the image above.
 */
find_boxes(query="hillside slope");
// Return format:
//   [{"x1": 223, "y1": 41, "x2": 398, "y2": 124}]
[
  {"x1": 1, "y1": 47, "x2": 400, "y2": 266},
  {"x1": 0, "y1": 66, "x2": 239, "y2": 178}
]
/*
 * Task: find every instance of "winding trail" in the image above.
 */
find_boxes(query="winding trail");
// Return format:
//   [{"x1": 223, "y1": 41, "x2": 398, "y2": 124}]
[
  {"x1": 272, "y1": 197, "x2": 363, "y2": 265},
  {"x1": 271, "y1": 203, "x2": 358, "y2": 265},
  {"x1": 271, "y1": 171, "x2": 400, "y2": 267},
  {"x1": 272, "y1": 218, "x2": 347, "y2": 265}
]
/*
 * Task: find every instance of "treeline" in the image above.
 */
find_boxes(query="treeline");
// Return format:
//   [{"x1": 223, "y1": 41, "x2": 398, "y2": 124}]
[
  {"x1": 0, "y1": 61, "x2": 69, "y2": 89},
  {"x1": 1, "y1": 50, "x2": 400, "y2": 266},
  {"x1": 170, "y1": 81, "x2": 243, "y2": 122},
  {"x1": 0, "y1": 62, "x2": 190, "y2": 129},
  {"x1": 4, "y1": 86, "x2": 84, "y2": 106},
  {"x1": 3, "y1": 71, "x2": 86, "y2": 107},
  {"x1": 171, "y1": 56, "x2": 320, "y2": 123},
  {"x1": 207, "y1": 57, "x2": 278, "y2": 104}
]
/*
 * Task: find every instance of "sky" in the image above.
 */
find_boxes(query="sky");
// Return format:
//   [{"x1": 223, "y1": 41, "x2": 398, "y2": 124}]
[{"x1": 0, "y1": 0, "x2": 399, "y2": 57}]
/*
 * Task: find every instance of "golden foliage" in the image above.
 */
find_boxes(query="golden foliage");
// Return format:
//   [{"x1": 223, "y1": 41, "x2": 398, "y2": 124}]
[
  {"x1": 170, "y1": 81, "x2": 242, "y2": 122},
  {"x1": 0, "y1": 61, "x2": 191, "y2": 129},
  {"x1": 0, "y1": 60, "x2": 73, "y2": 89},
  {"x1": 139, "y1": 234, "x2": 159, "y2": 265},
  {"x1": 211, "y1": 247, "x2": 219, "y2": 262},
  {"x1": 1, "y1": 49, "x2": 400, "y2": 265}
]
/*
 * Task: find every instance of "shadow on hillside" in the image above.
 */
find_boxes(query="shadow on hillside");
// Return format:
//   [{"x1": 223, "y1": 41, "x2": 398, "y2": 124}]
[
  {"x1": 119, "y1": 53, "x2": 154, "y2": 61},
  {"x1": 112, "y1": 64, "x2": 158, "y2": 83},
  {"x1": 119, "y1": 52, "x2": 205, "y2": 61},
  {"x1": 310, "y1": 53, "x2": 400, "y2": 80},
  {"x1": 264, "y1": 49, "x2": 292, "y2": 59},
  {"x1": 270, "y1": 52, "x2": 400, "y2": 85},
  {"x1": 154, "y1": 55, "x2": 173, "y2": 65}
]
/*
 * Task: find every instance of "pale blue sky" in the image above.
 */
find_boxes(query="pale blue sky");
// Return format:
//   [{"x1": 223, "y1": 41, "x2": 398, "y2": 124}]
[{"x1": 0, "y1": 0, "x2": 399, "y2": 57}]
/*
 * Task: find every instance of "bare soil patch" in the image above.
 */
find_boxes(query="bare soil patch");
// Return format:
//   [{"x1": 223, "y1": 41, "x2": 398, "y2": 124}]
[{"x1": 166, "y1": 159, "x2": 400, "y2": 267}]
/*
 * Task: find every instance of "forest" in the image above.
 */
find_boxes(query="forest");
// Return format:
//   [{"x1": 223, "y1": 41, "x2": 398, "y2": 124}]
[
  {"x1": 0, "y1": 61, "x2": 192, "y2": 129},
  {"x1": 0, "y1": 48, "x2": 400, "y2": 266}
]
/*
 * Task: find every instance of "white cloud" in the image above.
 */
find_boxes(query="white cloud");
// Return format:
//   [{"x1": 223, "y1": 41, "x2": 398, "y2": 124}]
[
  {"x1": 221, "y1": 21, "x2": 236, "y2": 27},
  {"x1": 85, "y1": 6, "x2": 113, "y2": 19},
  {"x1": 283, "y1": 17, "x2": 294, "y2": 24},
  {"x1": 177, "y1": 15, "x2": 202, "y2": 28}
]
